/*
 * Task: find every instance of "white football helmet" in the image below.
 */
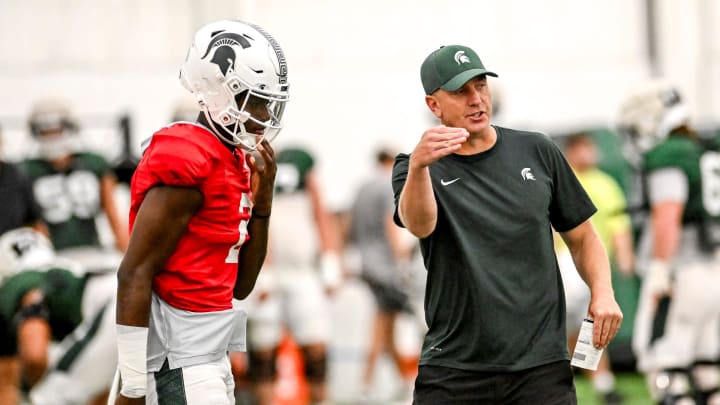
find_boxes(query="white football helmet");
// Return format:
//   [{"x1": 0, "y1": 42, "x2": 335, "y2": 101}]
[
  {"x1": 179, "y1": 20, "x2": 290, "y2": 150},
  {"x1": 28, "y1": 97, "x2": 80, "y2": 159},
  {"x1": 0, "y1": 227, "x2": 55, "y2": 282},
  {"x1": 618, "y1": 81, "x2": 690, "y2": 153}
]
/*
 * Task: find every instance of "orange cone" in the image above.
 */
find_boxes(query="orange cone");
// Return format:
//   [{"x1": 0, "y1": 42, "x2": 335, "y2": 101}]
[{"x1": 273, "y1": 331, "x2": 310, "y2": 405}]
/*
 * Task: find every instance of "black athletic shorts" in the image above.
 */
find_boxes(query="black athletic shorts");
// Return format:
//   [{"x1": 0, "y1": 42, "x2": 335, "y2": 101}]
[{"x1": 413, "y1": 360, "x2": 577, "y2": 405}]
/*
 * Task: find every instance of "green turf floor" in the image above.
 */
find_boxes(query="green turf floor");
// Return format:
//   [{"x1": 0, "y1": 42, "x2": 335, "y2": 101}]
[{"x1": 575, "y1": 372, "x2": 653, "y2": 404}]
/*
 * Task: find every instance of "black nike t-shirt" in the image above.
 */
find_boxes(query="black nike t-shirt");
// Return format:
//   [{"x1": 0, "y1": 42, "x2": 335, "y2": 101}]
[{"x1": 392, "y1": 126, "x2": 596, "y2": 372}]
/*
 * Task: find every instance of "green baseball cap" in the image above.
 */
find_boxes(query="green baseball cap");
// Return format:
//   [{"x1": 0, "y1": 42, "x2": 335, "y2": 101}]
[{"x1": 421, "y1": 45, "x2": 498, "y2": 95}]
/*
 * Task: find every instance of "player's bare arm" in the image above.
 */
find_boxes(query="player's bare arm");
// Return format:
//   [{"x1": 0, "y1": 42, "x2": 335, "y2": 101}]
[
  {"x1": 399, "y1": 126, "x2": 467, "y2": 238},
  {"x1": 561, "y1": 219, "x2": 622, "y2": 349},
  {"x1": 307, "y1": 170, "x2": 343, "y2": 293},
  {"x1": 0, "y1": 356, "x2": 20, "y2": 405},
  {"x1": 117, "y1": 186, "x2": 203, "y2": 326},
  {"x1": 100, "y1": 174, "x2": 129, "y2": 252},
  {"x1": 16, "y1": 289, "x2": 50, "y2": 388},
  {"x1": 645, "y1": 200, "x2": 683, "y2": 302},
  {"x1": 612, "y1": 228, "x2": 635, "y2": 276},
  {"x1": 235, "y1": 140, "x2": 277, "y2": 299},
  {"x1": 115, "y1": 186, "x2": 202, "y2": 405}
]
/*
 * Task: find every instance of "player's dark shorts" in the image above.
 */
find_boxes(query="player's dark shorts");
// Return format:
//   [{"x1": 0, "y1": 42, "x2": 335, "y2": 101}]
[
  {"x1": 362, "y1": 274, "x2": 412, "y2": 313},
  {"x1": 413, "y1": 360, "x2": 577, "y2": 405}
]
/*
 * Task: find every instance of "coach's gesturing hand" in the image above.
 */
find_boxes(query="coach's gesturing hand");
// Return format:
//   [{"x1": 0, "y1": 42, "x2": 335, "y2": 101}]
[{"x1": 409, "y1": 126, "x2": 468, "y2": 170}]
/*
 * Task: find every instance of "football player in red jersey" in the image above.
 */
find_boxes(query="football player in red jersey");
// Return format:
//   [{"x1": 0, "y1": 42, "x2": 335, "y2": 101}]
[{"x1": 113, "y1": 20, "x2": 289, "y2": 405}]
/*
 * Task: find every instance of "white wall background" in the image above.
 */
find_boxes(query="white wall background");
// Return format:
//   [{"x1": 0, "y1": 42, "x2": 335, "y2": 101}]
[{"x1": 0, "y1": 0, "x2": 718, "y2": 210}]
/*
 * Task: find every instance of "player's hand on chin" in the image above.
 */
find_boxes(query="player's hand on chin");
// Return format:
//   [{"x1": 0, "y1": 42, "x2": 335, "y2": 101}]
[{"x1": 247, "y1": 139, "x2": 277, "y2": 214}]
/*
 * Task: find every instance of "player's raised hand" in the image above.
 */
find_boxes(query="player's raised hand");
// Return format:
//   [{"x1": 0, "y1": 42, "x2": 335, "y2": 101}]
[
  {"x1": 247, "y1": 140, "x2": 277, "y2": 216},
  {"x1": 409, "y1": 125, "x2": 468, "y2": 170}
]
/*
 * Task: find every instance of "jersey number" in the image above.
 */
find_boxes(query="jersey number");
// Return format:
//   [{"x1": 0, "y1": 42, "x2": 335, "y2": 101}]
[
  {"x1": 225, "y1": 192, "x2": 252, "y2": 263},
  {"x1": 33, "y1": 171, "x2": 100, "y2": 224},
  {"x1": 700, "y1": 151, "x2": 720, "y2": 216}
]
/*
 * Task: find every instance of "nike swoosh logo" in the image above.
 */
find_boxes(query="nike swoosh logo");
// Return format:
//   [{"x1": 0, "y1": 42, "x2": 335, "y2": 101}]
[{"x1": 440, "y1": 178, "x2": 460, "y2": 186}]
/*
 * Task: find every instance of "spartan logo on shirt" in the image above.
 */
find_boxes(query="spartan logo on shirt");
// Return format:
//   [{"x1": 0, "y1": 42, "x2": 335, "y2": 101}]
[
  {"x1": 521, "y1": 167, "x2": 536, "y2": 181},
  {"x1": 202, "y1": 31, "x2": 252, "y2": 76}
]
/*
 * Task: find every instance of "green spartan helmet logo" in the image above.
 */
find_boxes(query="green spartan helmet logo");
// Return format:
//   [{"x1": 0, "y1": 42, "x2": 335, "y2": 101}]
[{"x1": 202, "y1": 31, "x2": 251, "y2": 76}]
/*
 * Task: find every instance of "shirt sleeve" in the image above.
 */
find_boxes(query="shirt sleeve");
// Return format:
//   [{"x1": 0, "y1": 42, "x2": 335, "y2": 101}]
[
  {"x1": 391, "y1": 153, "x2": 410, "y2": 227},
  {"x1": 647, "y1": 167, "x2": 688, "y2": 205},
  {"x1": 143, "y1": 135, "x2": 213, "y2": 187}
]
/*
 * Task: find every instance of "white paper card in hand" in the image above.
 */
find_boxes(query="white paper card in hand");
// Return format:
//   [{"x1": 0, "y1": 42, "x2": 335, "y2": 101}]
[{"x1": 570, "y1": 318, "x2": 603, "y2": 370}]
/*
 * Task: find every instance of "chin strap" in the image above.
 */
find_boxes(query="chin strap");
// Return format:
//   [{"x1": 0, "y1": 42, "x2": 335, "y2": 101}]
[{"x1": 201, "y1": 108, "x2": 259, "y2": 150}]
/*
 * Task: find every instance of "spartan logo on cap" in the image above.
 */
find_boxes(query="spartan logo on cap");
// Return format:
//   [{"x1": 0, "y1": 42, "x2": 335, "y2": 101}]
[
  {"x1": 454, "y1": 50, "x2": 471, "y2": 65},
  {"x1": 202, "y1": 31, "x2": 251, "y2": 76}
]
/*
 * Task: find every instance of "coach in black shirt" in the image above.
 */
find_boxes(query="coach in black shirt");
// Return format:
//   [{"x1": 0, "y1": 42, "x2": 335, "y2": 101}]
[{"x1": 392, "y1": 45, "x2": 623, "y2": 404}]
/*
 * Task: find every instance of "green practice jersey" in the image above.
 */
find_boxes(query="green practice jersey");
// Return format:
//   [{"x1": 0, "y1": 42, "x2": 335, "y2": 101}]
[
  {"x1": 21, "y1": 153, "x2": 111, "y2": 249},
  {"x1": 643, "y1": 133, "x2": 720, "y2": 251},
  {"x1": 392, "y1": 126, "x2": 596, "y2": 372},
  {"x1": 0, "y1": 268, "x2": 86, "y2": 355},
  {"x1": 274, "y1": 147, "x2": 314, "y2": 195}
]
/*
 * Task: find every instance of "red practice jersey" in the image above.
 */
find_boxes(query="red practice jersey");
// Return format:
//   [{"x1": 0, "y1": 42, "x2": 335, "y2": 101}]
[{"x1": 130, "y1": 123, "x2": 252, "y2": 312}]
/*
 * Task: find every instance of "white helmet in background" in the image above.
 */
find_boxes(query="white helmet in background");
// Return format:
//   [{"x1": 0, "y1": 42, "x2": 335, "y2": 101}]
[
  {"x1": 0, "y1": 228, "x2": 55, "y2": 282},
  {"x1": 28, "y1": 97, "x2": 80, "y2": 159},
  {"x1": 618, "y1": 81, "x2": 690, "y2": 153},
  {"x1": 170, "y1": 96, "x2": 201, "y2": 123},
  {"x1": 179, "y1": 20, "x2": 290, "y2": 150}
]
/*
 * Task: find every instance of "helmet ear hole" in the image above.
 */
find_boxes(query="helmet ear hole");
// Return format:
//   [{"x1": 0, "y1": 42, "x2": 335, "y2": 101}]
[{"x1": 228, "y1": 78, "x2": 243, "y2": 93}]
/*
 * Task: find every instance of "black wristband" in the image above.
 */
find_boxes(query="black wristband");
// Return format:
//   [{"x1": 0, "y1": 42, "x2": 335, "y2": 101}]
[
  {"x1": 253, "y1": 211, "x2": 271, "y2": 218},
  {"x1": 13, "y1": 302, "x2": 49, "y2": 328}
]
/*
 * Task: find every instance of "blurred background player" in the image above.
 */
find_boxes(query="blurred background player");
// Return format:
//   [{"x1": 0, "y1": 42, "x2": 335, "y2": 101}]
[
  {"x1": 0, "y1": 131, "x2": 48, "y2": 236},
  {"x1": 555, "y1": 131, "x2": 636, "y2": 404},
  {"x1": 21, "y1": 97, "x2": 128, "y2": 270},
  {"x1": 0, "y1": 227, "x2": 117, "y2": 405},
  {"x1": 242, "y1": 145, "x2": 342, "y2": 405},
  {"x1": 347, "y1": 146, "x2": 420, "y2": 403},
  {"x1": 620, "y1": 81, "x2": 720, "y2": 405}
]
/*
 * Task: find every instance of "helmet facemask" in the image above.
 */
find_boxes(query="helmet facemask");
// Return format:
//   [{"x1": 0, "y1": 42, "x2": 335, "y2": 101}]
[{"x1": 201, "y1": 80, "x2": 288, "y2": 150}]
